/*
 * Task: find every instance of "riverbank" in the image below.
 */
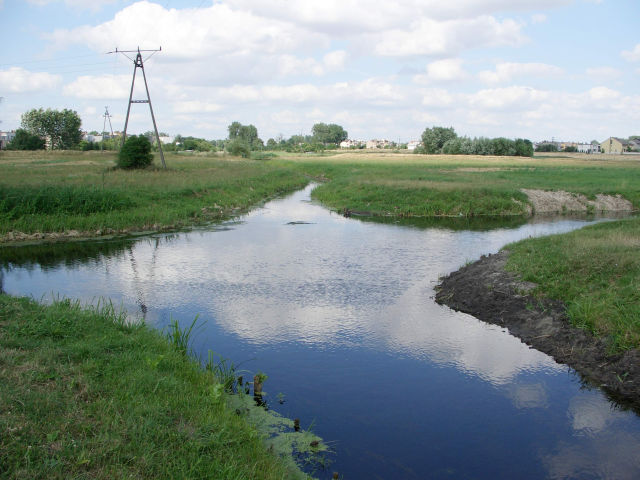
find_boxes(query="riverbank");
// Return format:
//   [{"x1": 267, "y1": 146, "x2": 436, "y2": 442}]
[
  {"x1": 0, "y1": 150, "x2": 308, "y2": 243},
  {"x1": 0, "y1": 294, "x2": 319, "y2": 479},
  {"x1": 436, "y1": 216, "x2": 640, "y2": 409}
]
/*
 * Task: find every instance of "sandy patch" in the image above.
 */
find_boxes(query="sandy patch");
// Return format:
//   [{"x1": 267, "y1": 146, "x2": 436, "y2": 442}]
[{"x1": 522, "y1": 189, "x2": 634, "y2": 214}]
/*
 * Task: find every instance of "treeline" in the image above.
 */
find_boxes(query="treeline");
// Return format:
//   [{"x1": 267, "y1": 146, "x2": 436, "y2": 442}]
[{"x1": 415, "y1": 126, "x2": 534, "y2": 157}]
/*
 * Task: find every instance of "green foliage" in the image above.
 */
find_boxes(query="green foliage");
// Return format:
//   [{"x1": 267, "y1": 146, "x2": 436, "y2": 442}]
[
  {"x1": 0, "y1": 185, "x2": 133, "y2": 217},
  {"x1": 228, "y1": 121, "x2": 262, "y2": 150},
  {"x1": 165, "y1": 315, "x2": 200, "y2": 357},
  {"x1": 514, "y1": 138, "x2": 534, "y2": 157},
  {"x1": 117, "y1": 135, "x2": 154, "y2": 169},
  {"x1": 420, "y1": 126, "x2": 457, "y2": 154},
  {"x1": 563, "y1": 145, "x2": 578, "y2": 152},
  {"x1": 6, "y1": 128, "x2": 45, "y2": 150},
  {"x1": 311, "y1": 122, "x2": 348, "y2": 145},
  {"x1": 227, "y1": 138, "x2": 251, "y2": 157},
  {"x1": 21, "y1": 108, "x2": 82, "y2": 149},
  {"x1": 536, "y1": 143, "x2": 559, "y2": 152}
]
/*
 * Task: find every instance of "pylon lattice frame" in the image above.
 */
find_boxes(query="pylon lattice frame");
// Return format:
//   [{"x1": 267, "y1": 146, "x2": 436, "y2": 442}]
[{"x1": 109, "y1": 47, "x2": 166, "y2": 168}]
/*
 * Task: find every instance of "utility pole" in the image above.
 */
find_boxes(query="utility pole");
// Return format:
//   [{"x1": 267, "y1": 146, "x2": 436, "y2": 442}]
[
  {"x1": 101, "y1": 106, "x2": 114, "y2": 153},
  {"x1": 108, "y1": 47, "x2": 166, "y2": 168}
]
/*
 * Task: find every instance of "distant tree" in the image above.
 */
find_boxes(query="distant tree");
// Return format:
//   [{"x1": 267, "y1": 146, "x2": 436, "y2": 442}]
[
  {"x1": 6, "y1": 128, "x2": 45, "y2": 150},
  {"x1": 311, "y1": 123, "x2": 348, "y2": 145},
  {"x1": 563, "y1": 145, "x2": 578, "y2": 152},
  {"x1": 227, "y1": 139, "x2": 251, "y2": 158},
  {"x1": 21, "y1": 108, "x2": 82, "y2": 149},
  {"x1": 492, "y1": 137, "x2": 516, "y2": 156},
  {"x1": 227, "y1": 121, "x2": 262, "y2": 150},
  {"x1": 420, "y1": 126, "x2": 457, "y2": 154},
  {"x1": 535, "y1": 143, "x2": 558, "y2": 152},
  {"x1": 514, "y1": 139, "x2": 534, "y2": 157},
  {"x1": 117, "y1": 135, "x2": 153, "y2": 169}
]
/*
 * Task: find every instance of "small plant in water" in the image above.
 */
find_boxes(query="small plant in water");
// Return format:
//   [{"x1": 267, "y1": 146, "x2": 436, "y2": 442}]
[{"x1": 205, "y1": 351, "x2": 246, "y2": 392}]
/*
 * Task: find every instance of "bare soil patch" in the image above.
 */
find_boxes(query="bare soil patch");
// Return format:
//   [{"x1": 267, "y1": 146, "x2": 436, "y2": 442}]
[
  {"x1": 522, "y1": 189, "x2": 633, "y2": 214},
  {"x1": 436, "y1": 251, "x2": 640, "y2": 411}
]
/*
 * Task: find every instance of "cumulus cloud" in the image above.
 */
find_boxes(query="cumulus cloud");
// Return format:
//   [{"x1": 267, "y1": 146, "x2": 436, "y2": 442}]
[
  {"x1": 621, "y1": 43, "x2": 640, "y2": 62},
  {"x1": 467, "y1": 85, "x2": 550, "y2": 110},
  {"x1": 0, "y1": 67, "x2": 61, "y2": 93},
  {"x1": 413, "y1": 59, "x2": 468, "y2": 84},
  {"x1": 62, "y1": 74, "x2": 130, "y2": 99},
  {"x1": 478, "y1": 62, "x2": 563, "y2": 84},
  {"x1": 374, "y1": 16, "x2": 524, "y2": 57}
]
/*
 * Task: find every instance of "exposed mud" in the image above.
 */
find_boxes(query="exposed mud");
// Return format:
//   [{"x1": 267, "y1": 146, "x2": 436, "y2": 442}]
[
  {"x1": 522, "y1": 189, "x2": 634, "y2": 214},
  {"x1": 436, "y1": 251, "x2": 640, "y2": 411}
]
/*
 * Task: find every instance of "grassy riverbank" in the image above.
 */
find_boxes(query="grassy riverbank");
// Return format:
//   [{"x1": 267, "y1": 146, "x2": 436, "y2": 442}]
[
  {"x1": 0, "y1": 150, "x2": 308, "y2": 238},
  {"x1": 295, "y1": 152, "x2": 640, "y2": 216},
  {"x1": 506, "y1": 216, "x2": 640, "y2": 352},
  {"x1": 0, "y1": 294, "x2": 308, "y2": 479}
]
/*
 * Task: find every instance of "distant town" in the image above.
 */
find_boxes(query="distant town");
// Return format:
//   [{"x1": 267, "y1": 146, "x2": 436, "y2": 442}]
[{"x1": 1, "y1": 129, "x2": 639, "y2": 156}]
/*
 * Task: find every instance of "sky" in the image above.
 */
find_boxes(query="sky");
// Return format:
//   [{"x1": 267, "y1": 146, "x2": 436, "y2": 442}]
[{"x1": 0, "y1": 0, "x2": 639, "y2": 143}]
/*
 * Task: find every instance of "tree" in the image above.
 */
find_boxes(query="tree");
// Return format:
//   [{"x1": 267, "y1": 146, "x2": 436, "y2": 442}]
[
  {"x1": 6, "y1": 129, "x2": 45, "y2": 150},
  {"x1": 21, "y1": 108, "x2": 82, "y2": 149},
  {"x1": 311, "y1": 123, "x2": 347, "y2": 145},
  {"x1": 514, "y1": 139, "x2": 534, "y2": 157},
  {"x1": 420, "y1": 126, "x2": 457, "y2": 154},
  {"x1": 227, "y1": 121, "x2": 262, "y2": 150},
  {"x1": 117, "y1": 135, "x2": 154, "y2": 169}
]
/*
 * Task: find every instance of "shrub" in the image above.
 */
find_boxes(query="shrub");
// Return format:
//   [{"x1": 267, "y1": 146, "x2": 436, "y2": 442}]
[
  {"x1": 226, "y1": 139, "x2": 251, "y2": 158},
  {"x1": 6, "y1": 129, "x2": 45, "y2": 150},
  {"x1": 117, "y1": 135, "x2": 154, "y2": 169}
]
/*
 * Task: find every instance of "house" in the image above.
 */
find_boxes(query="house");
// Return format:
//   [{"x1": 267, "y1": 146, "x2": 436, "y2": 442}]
[
  {"x1": 627, "y1": 139, "x2": 640, "y2": 152},
  {"x1": 600, "y1": 137, "x2": 628, "y2": 154},
  {"x1": 577, "y1": 143, "x2": 601, "y2": 154},
  {"x1": 0, "y1": 130, "x2": 16, "y2": 149},
  {"x1": 366, "y1": 139, "x2": 390, "y2": 149},
  {"x1": 407, "y1": 140, "x2": 421, "y2": 151}
]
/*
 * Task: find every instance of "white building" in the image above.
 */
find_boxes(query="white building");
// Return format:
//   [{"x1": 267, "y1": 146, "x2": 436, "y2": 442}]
[
  {"x1": 407, "y1": 140, "x2": 421, "y2": 151},
  {"x1": 577, "y1": 143, "x2": 601, "y2": 154},
  {"x1": 0, "y1": 130, "x2": 16, "y2": 149}
]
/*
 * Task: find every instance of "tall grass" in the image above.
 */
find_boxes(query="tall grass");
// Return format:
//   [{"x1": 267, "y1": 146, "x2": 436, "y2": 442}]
[
  {"x1": 506, "y1": 216, "x2": 640, "y2": 351},
  {"x1": 0, "y1": 294, "x2": 305, "y2": 479}
]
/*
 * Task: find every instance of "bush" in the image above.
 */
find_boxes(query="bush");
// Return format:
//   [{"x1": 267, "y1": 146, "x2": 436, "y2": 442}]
[
  {"x1": 226, "y1": 139, "x2": 251, "y2": 158},
  {"x1": 6, "y1": 129, "x2": 45, "y2": 150},
  {"x1": 117, "y1": 135, "x2": 154, "y2": 169}
]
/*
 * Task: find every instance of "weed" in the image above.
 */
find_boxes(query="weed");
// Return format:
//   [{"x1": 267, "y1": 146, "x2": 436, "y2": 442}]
[{"x1": 165, "y1": 314, "x2": 200, "y2": 356}]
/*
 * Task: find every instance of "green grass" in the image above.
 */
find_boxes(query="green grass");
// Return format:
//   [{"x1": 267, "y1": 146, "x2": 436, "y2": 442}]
[
  {"x1": 0, "y1": 294, "x2": 312, "y2": 479},
  {"x1": 291, "y1": 153, "x2": 640, "y2": 217},
  {"x1": 0, "y1": 150, "x2": 308, "y2": 236},
  {"x1": 506, "y1": 216, "x2": 640, "y2": 352}
]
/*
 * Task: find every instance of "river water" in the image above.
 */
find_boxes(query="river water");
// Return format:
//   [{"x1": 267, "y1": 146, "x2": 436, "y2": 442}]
[{"x1": 2, "y1": 184, "x2": 640, "y2": 479}]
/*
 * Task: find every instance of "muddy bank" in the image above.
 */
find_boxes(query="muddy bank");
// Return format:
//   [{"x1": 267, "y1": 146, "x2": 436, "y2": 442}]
[
  {"x1": 522, "y1": 189, "x2": 634, "y2": 214},
  {"x1": 435, "y1": 251, "x2": 640, "y2": 410}
]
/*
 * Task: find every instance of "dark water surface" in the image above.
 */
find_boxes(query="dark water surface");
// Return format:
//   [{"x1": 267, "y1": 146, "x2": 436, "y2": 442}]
[{"x1": 2, "y1": 184, "x2": 640, "y2": 479}]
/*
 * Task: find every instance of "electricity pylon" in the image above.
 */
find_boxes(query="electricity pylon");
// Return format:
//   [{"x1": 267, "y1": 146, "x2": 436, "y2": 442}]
[
  {"x1": 108, "y1": 47, "x2": 166, "y2": 168},
  {"x1": 101, "y1": 106, "x2": 114, "y2": 153}
]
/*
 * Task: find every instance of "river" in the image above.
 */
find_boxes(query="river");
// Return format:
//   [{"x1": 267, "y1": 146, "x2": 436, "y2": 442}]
[{"x1": 2, "y1": 184, "x2": 640, "y2": 479}]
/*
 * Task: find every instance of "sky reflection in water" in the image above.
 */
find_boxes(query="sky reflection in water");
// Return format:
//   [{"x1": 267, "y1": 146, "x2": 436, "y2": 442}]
[{"x1": 2, "y1": 184, "x2": 640, "y2": 479}]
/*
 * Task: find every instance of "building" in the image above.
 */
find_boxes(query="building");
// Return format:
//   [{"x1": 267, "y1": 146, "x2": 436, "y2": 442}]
[
  {"x1": 407, "y1": 140, "x2": 421, "y2": 151},
  {"x1": 600, "y1": 137, "x2": 628, "y2": 154},
  {"x1": 0, "y1": 130, "x2": 16, "y2": 149},
  {"x1": 366, "y1": 139, "x2": 390, "y2": 149},
  {"x1": 577, "y1": 143, "x2": 601, "y2": 154}
]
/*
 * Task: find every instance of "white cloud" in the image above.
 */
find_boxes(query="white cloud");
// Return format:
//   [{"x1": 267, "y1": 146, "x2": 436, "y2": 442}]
[
  {"x1": 62, "y1": 74, "x2": 130, "y2": 99},
  {"x1": 0, "y1": 67, "x2": 62, "y2": 93},
  {"x1": 585, "y1": 66, "x2": 622, "y2": 80},
  {"x1": 621, "y1": 43, "x2": 640, "y2": 62},
  {"x1": 421, "y1": 88, "x2": 456, "y2": 107},
  {"x1": 27, "y1": 0, "x2": 116, "y2": 9},
  {"x1": 172, "y1": 101, "x2": 221, "y2": 114},
  {"x1": 374, "y1": 16, "x2": 524, "y2": 57},
  {"x1": 478, "y1": 62, "x2": 563, "y2": 84},
  {"x1": 587, "y1": 86, "x2": 621, "y2": 101},
  {"x1": 467, "y1": 86, "x2": 550, "y2": 110},
  {"x1": 414, "y1": 58, "x2": 468, "y2": 84}
]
